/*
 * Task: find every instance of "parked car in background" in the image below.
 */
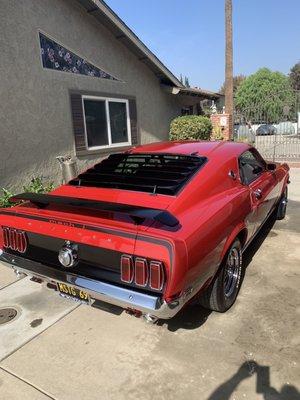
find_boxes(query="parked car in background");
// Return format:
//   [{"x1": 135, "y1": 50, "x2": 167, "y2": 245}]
[
  {"x1": 276, "y1": 122, "x2": 296, "y2": 136},
  {"x1": 0, "y1": 141, "x2": 289, "y2": 322},
  {"x1": 256, "y1": 124, "x2": 277, "y2": 136}
]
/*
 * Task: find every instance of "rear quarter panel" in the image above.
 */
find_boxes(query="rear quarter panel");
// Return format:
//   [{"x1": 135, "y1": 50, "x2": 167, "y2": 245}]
[
  {"x1": 133, "y1": 234, "x2": 187, "y2": 300},
  {"x1": 181, "y1": 185, "x2": 251, "y2": 292},
  {"x1": 144, "y1": 156, "x2": 252, "y2": 298}
]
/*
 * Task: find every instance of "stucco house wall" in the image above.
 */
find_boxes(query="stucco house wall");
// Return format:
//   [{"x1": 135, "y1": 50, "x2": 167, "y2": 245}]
[{"x1": 0, "y1": 0, "x2": 192, "y2": 191}]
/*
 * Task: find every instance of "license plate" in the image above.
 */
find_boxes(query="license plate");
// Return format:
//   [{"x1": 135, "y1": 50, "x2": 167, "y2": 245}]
[{"x1": 57, "y1": 282, "x2": 90, "y2": 304}]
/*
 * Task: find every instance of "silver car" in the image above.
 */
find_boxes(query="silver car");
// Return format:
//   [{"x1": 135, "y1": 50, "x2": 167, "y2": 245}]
[{"x1": 276, "y1": 122, "x2": 296, "y2": 136}]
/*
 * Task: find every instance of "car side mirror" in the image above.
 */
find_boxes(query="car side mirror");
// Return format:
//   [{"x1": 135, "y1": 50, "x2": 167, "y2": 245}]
[
  {"x1": 253, "y1": 166, "x2": 263, "y2": 174},
  {"x1": 267, "y1": 163, "x2": 277, "y2": 171}
]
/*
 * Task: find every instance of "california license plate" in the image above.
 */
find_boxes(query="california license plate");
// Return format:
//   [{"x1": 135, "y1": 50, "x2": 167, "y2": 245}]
[{"x1": 57, "y1": 282, "x2": 90, "y2": 304}]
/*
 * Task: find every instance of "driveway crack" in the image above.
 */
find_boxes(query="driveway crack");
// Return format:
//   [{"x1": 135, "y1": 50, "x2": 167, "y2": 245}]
[{"x1": 0, "y1": 365, "x2": 57, "y2": 399}]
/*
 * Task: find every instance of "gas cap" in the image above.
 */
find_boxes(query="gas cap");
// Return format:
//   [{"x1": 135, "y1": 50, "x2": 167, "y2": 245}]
[{"x1": 58, "y1": 242, "x2": 78, "y2": 268}]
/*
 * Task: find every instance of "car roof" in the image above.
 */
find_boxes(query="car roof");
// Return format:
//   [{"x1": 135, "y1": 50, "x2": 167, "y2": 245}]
[{"x1": 130, "y1": 140, "x2": 251, "y2": 159}]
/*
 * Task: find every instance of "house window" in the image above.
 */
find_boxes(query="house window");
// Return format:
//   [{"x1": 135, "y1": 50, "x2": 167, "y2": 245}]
[
  {"x1": 181, "y1": 106, "x2": 194, "y2": 116},
  {"x1": 82, "y1": 96, "x2": 131, "y2": 150}
]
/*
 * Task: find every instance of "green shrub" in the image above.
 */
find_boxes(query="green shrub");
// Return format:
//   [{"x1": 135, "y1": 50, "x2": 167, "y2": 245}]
[
  {"x1": 0, "y1": 177, "x2": 54, "y2": 208},
  {"x1": 0, "y1": 189, "x2": 15, "y2": 208},
  {"x1": 169, "y1": 115, "x2": 212, "y2": 141},
  {"x1": 22, "y1": 177, "x2": 54, "y2": 194}
]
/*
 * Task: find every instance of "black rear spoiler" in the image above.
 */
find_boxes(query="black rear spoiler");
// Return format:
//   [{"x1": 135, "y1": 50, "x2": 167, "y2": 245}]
[{"x1": 10, "y1": 193, "x2": 179, "y2": 228}]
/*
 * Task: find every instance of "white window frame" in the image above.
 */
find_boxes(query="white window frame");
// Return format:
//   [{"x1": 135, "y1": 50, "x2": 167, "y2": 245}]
[{"x1": 82, "y1": 95, "x2": 132, "y2": 151}]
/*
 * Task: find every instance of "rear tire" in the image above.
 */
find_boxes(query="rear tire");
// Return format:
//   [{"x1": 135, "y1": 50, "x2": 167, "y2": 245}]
[
  {"x1": 199, "y1": 239, "x2": 243, "y2": 312},
  {"x1": 276, "y1": 187, "x2": 288, "y2": 220}
]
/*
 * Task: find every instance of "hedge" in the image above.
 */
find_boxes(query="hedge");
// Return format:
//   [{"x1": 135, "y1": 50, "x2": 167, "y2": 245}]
[{"x1": 169, "y1": 115, "x2": 212, "y2": 141}]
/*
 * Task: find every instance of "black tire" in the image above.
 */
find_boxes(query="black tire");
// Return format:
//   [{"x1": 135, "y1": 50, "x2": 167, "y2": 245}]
[
  {"x1": 276, "y1": 187, "x2": 288, "y2": 220},
  {"x1": 199, "y1": 239, "x2": 243, "y2": 312}
]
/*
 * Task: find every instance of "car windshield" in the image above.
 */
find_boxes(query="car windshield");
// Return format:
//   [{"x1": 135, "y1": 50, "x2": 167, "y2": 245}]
[{"x1": 69, "y1": 153, "x2": 207, "y2": 195}]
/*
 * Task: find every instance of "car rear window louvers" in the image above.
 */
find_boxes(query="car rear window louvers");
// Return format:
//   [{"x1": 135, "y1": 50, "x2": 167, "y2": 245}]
[{"x1": 69, "y1": 153, "x2": 207, "y2": 195}]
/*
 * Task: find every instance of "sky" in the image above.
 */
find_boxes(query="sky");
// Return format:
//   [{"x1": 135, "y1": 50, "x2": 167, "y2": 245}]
[{"x1": 105, "y1": 0, "x2": 300, "y2": 92}]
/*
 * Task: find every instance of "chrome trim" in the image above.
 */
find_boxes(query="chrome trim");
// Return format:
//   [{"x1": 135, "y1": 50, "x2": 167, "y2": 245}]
[
  {"x1": 228, "y1": 170, "x2": 237, "y2": 180},
  {"x1": 0, "y1": 252, "x2": 194, "y2": 319},
  {"x1": 253, "y1": 188, "x2": 262, "y2": 199}
]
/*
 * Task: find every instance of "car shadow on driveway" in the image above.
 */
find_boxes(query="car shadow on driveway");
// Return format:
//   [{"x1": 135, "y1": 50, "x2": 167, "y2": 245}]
[
  {"x1": 206, "y1": 360, "x2": 300, "y2": 400},
  {"x1": 158, "y1": 211, "x2": 279, "y2": 332},
  {"x1": 157, "y1": 303, "x2": 212, "y2": 331}
]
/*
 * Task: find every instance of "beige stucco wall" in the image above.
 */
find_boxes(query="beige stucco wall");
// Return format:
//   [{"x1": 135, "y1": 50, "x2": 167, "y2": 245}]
[{"x1": 0, "y1": 0, "x2": 190, "y2": 191}]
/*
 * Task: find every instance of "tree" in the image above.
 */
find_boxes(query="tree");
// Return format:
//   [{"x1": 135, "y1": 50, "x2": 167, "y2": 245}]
[
  {"x1": 289, "y1": 62, "x2": 300, "y2": 90},
  {"x1": 235, "y1": 68, "x2": 294, "y2": 123},
  {"x1": 184, "y1": 76, "x2": 190, "y2": 88},
  {"x1": 179, "y1": 74, "x2": 190, "y2": 87},
  {"x1": 225, "y1": 0, "x2": 233, "y2": 117},
  {"x1": 220, "y1": 74, "x2": 246, "y2": 95}
]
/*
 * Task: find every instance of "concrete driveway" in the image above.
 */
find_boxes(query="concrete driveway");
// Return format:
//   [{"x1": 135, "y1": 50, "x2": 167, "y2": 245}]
[{"x1": 0, "y1": 169, "x2": 299, "y2": 400}]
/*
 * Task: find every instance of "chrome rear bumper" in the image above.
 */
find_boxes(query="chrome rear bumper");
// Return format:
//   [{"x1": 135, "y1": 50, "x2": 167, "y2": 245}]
[{"x1": 0, "y1": 251, "x2": 183, "y2": 320}]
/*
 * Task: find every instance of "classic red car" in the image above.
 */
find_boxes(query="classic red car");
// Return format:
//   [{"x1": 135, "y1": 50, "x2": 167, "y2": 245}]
[{"x1": 0, "y1": 141, "x2": 289, "y2": 322}]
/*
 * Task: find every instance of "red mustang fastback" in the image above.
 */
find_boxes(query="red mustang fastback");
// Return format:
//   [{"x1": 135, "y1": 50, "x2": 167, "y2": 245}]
[{"x1": 0, "y1": 141, "x2": 289, "y2": 322}]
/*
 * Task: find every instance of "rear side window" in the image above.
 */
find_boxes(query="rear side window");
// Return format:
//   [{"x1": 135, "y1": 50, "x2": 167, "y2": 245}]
[
  {"x1": 69, "y1": 153, "x2": 207, "y2": 195},
  {"x1": 239, "y1": 150, "x2": 266, "y2": 185}
]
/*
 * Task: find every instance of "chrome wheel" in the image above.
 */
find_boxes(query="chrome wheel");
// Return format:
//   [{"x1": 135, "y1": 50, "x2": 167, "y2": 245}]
[
  {"x1": 198, "y1": 238, "x2": 243, "y2": 312},
  {"x1": 224, "y1": 247, "x2": 241, "y2": 298}
]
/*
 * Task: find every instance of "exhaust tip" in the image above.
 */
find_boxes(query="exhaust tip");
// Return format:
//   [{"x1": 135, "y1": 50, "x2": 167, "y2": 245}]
[
  {"x1": 13, "y1": 269, "x2": 27, "y2": 279},
  {"x1": 143, "y1": 314, "x2": 158, "y2": 324}
]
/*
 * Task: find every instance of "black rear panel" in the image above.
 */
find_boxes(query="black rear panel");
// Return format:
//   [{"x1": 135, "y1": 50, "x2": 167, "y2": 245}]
[
  {"x1": 69, "y1": 153, "x2": 207, "y2": 195},
  {"x1": 6, "y1": 232, "x2": 162, "y2": 295}
]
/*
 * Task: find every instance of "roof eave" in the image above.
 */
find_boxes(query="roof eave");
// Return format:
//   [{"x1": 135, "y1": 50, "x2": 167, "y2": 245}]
[
  {"x1": 162, "y1": 85, "x2": 223, "y2": 100},
  {"x1": 75, "y1": 0, "x2": 184, "y2": 87}
]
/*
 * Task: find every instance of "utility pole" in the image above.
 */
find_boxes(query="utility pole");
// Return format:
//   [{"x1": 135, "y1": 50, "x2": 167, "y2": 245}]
[{"x1": 225, "y1": 0, "x2": 233, "y2": 135}]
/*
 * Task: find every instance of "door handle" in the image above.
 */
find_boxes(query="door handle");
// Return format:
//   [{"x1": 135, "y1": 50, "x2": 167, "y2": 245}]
[{"x1": 253, "y1": 188, "x2": 262, "y2": 199}]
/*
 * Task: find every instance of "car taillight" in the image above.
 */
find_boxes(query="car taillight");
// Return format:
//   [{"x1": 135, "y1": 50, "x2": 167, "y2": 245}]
[
  {"x1": 134, "y1": 258, "x2": 148, "y2": 287},
  {"x1": 149, "y1": 261, "x2": 164, "y2": 290},
  {"x1": 2, "y1": 227, "x2": 28, "y2": 253},
  {"x1": 121, "y1": 255, "x2": 134, "y2": 283},
  {"x1": 121, "y1": 255, "x2": 165, "y2": 290}
]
